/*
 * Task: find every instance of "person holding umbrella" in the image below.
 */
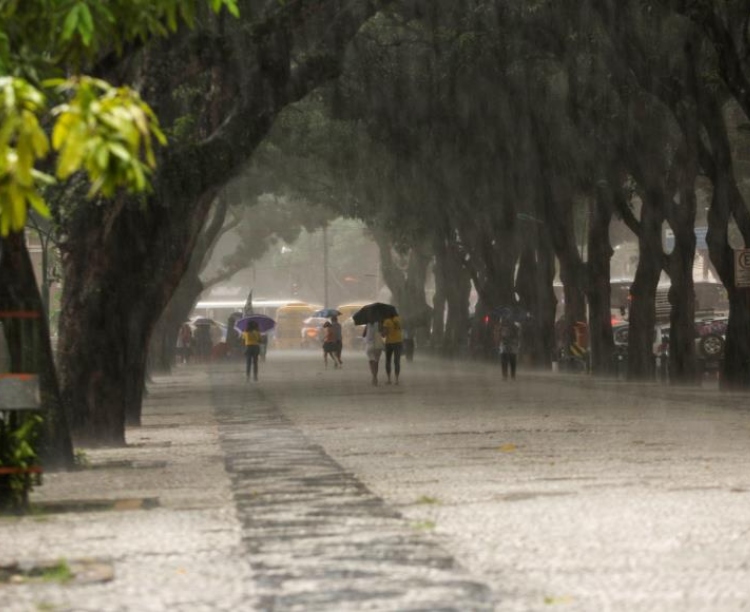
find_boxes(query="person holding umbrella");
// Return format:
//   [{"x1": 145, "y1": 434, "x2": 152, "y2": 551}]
[
  {"x1": 382, "y1": 314, "x2": 403, "y2": 385},
  {"x1": 353, "y1": 303, "x2": 398, "y2": 386},
  {"x1": 321, "y1": 321, "x2": 342, "y2": 368},
  {"x1": 242, "y1": 320, "x2": 262, "y2": 381},
  {"x1": 330, "y1": 315, "x2": 343, "y2": 366},
  {"x1": 364, "y1": 321, "x2": 385, "y2": 385}
]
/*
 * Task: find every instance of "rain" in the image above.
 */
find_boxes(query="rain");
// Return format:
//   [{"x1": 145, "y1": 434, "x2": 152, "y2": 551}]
[{"x1": 2, "y1": 1, "x2": 750, "y2": 610}]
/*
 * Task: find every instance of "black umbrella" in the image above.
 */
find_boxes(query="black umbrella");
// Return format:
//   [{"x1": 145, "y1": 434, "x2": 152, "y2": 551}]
[{"x1": 352, "y1": 302, "x2": 398, "y2": 326}]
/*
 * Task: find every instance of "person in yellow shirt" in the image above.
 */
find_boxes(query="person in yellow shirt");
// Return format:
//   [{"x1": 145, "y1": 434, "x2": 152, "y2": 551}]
[
  {"x1": 242, "y1": 320, "x2": 262, "y2": 381},
  {"x1": 382, "y1": 315, "x2": 403, "y2": 385}
]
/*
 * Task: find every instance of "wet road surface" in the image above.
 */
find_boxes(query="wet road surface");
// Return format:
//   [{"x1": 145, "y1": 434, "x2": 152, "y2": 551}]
[
  {"x1": 3, "y1": 349, "x2": 750, "y2": 611},
  {"x1": 218, "y1": 348, "x2": 750, "y2": 611}
]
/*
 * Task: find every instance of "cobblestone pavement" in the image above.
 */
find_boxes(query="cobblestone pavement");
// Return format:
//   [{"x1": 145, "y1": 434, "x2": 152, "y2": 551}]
[
  {"x1": 2, "y1": 350, "x2": 750, "y2": 611},
  {"x1": 213, "y1": 381, "x2": 493, "y2": 611},
  {"x1": 257, "y1": 351, "x2": 750, "y2": 612}
]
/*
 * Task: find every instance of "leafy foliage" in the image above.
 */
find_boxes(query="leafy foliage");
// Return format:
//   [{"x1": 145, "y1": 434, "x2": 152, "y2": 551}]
[
  {"x1": 0, "y1": 413, "x2": 43, "y2": 513},
  {"x1": 0, "y1": 0, "x2": 239, "y2": 236}
]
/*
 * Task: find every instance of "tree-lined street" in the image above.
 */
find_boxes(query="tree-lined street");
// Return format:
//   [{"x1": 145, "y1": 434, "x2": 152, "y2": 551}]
[{"x1": 3, "y1": 353, "x2": 750, "y2": 610}]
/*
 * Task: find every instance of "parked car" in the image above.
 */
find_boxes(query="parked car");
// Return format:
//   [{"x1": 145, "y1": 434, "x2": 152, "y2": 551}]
[
  {"x1": 694, "y1": 317, "x2": 727, "y2": 371},
  {"x1": 300, "y1": 316, "x2": 328, "y2": 348},
  {"x1": 614, "y1": 317, "x2": 728, "y2": 376},
  {"x1": 611, "y1": 321, "x2": 669, "y2": 375}
]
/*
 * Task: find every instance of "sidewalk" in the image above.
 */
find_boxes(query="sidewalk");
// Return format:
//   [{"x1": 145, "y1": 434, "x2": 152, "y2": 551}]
[
  {"x1": 0, "y1": 368, "x2": 257, "y2": 612},
  {"x1": 0, "y1": 361, "x2": 495, "y2": 612},
  {"x1": 3, "y1": 354, "x2": 750, "y2": 611}
]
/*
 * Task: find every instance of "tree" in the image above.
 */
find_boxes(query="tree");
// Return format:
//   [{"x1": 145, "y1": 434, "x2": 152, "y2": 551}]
[
  {"x1": 1, "y1": 0, "x2": 240, "y2": 467},
  {"x1": 51, "y1": 1, "x2": 389, "y2": 445}
]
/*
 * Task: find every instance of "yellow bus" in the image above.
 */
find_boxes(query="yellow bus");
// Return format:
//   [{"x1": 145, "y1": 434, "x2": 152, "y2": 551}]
[
  {"x1": 191, "y1": 298, "x2": 299, "y2": 324},
  {"x1": 274, "y1": 302, "x2": 316, "y2": 348}
]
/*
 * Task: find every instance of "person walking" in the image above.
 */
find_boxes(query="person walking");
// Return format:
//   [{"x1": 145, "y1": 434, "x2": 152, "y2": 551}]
[
  {"x1": 382, "y1": 314, "x2": 404, "y2": 385},
  {"x1": 242, "y1": 320, "x2": 262, "y2": 381},
  {"x1": 364, "y1": 321, "x2": 385, "y2": 386},
  {"x1": 322, "y1": 321, "x2": 342, "y2": 368},
  {"x1": 176, "y1": 323, "x2": 193, "y2": 364},
  {"x1": 498, "y1": 317, "x2": 521, "y2": 380},
  {"x1": 330, "y1": 315, "x2": 343, "y2": 367}
]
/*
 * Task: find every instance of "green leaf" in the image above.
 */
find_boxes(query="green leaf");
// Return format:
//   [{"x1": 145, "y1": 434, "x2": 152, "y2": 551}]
[
  {"x1": 78, "y1": 3, "x2": 95, "y2": 46},
  {"x1": 61, "y1": 4, "x2": 81, "y2": 42},
  {"x1": 27, "y1": 190, "x2": 51, "y2": 218},
  {"x1": 108, "y1": 142, "x2": 131, "y2": 162}
]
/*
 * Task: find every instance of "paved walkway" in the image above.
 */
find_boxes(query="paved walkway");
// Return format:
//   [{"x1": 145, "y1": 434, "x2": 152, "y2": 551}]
[{"x1": 1, "y1": 350, "x2": 750, "y2": 611}]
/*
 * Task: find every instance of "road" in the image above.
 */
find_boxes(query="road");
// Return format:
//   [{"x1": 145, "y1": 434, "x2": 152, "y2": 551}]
[
  {"x1": 223, "y1": 347, "x2": 750, "y2": 611},
  {"x1": 3, "y1": 348, "x2": 750, "y2": 611}
]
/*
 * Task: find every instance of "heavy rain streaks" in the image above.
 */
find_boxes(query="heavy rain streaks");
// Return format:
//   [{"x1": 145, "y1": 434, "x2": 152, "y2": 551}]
[{"x1": 2, "y1": 1, "x2": 750, "y2": 611}]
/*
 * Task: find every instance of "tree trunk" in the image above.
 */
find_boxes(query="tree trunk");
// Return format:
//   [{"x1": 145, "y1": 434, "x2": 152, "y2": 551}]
[
  {"x1": 545, "y1": 192, "x2": 587, "y2": 352},
  {"x1": 374, "y1": 230, "x2": 431, "y2": 322},
  {"x1": 558, "y1": 246, "x2": 587, "y2": 351},
  {"x1": 150, "y1": 270, "x2": 204, "y2": 374},
  {"x1": 430, "y1": 234, "x2": 446, "y2": 350},
  {"x1": 0, "y1": 232, "x2": 74, "y2": 469},
  {"x1": 627, "y1": 189, "x2": 664, "y2": 380},
  {"x1": 699, "y1": 95, "x2": 750, "y2": 389},
  {"x1": 443, "y1": 243, "x2": 471, "y2": 357},
  {"x1": 535, "y1": 234, "x2": 557, "y2": 370},
  {"x1": 516, "y1": 244, "x2": 554, "y2": 368},
  {"x1": 667, "y1": 180, "x2": 698, "y2": 385},
  {"x1": 587, "y1": 184, "x2": 615, "y2": 376},
  {"x1": 58, "y1": 188, "x2": 218, "y2": 444}
]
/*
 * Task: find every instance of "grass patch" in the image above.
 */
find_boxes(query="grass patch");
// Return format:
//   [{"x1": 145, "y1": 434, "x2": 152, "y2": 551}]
[
  {"x1": 411, "y1": 519, "x2": 436, "y2": 531},
  {"x1": 0, "y1": 559, "x2": 72, "y2": 585},
  {"x1": 73, "y1": 450, "x2": 90, "y2": 468},
  {"x1": 40, "y1": 560, "x2": 73, "y2": 583}
]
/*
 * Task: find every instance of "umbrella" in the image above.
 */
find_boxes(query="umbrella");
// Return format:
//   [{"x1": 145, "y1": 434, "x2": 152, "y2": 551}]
[
  {"x1": 352, "y1": 302, "x2": 398, "y2": 326},
  {"x1": 192, "y1": 317, "x2": 216, "y2": 326},
  {"x1": 313, "y1": 308, "x2": 341, "y2": 318},
  {"x1": 235, "y1": 314, "x2": 276, "y2": 333}
]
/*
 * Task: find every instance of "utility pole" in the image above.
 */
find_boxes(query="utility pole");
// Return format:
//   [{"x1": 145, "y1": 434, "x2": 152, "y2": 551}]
[{"x1": 323, "y1": 225, "x2": 329, "y2": 307}]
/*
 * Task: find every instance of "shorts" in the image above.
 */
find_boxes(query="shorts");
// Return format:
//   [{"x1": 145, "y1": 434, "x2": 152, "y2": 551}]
[
  {"x1": 366, "y1": 347, "x2": 383, "y2": 362},
  {"x1": 323, "y1": 341, "x2": 337, "y2": 353},
  {"x1": 245, "y1": 345, "x2": 260, "y2": 357}
]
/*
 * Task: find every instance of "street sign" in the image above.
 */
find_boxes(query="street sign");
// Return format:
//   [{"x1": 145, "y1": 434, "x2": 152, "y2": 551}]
[
  {"x1": 0, "y1": 374, "x2": 41, "y2": 410},
  {"x1": 734, "y1": 249, "x2": 750, "y2": 288}
]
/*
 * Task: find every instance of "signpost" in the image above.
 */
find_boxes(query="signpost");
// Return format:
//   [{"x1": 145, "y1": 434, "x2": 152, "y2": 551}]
[{"x1": 734, "y1": 249, "x2": 750, "y2": 288}]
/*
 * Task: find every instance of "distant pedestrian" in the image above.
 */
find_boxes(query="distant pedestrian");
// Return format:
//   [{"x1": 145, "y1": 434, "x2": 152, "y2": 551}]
[
  {"x1": 498, "y1": 317, "x2": 521, "y2": 380},
  {"x1": 322, "y1": 321, "x2": 341, "y2": 368},
  {"x1": 242, "y1": 320, "x2": 262, "y2": 381},
  {"x1": 382, "y1": 315, "x2": 403, "y2": 385},
  {"x1": 364, "y1": 321, "x2": 385, "y2": 386},
  {"x1": 194, "y1": 324, "x2": 212, "y2": 362},
  {"x1": 330, "y1": 315, "x2": 343, "y2": 367},
  {"x1": 176, "y1": 323, "x2": 193, "y2": 364}
]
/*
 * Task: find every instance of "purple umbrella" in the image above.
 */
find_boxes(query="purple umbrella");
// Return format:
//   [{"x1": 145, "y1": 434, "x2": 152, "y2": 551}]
[{"x1": 235, "y1": 314, "x2": 276, "y2": 333}]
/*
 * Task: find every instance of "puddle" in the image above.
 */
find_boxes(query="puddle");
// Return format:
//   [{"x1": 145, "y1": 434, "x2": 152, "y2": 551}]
[
  {"x1": 88, "y1": 460, "x2": 168, "y2": 470},
  {"x1": 32, "y1": 497, "x2": 160, "y2": 514}
]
